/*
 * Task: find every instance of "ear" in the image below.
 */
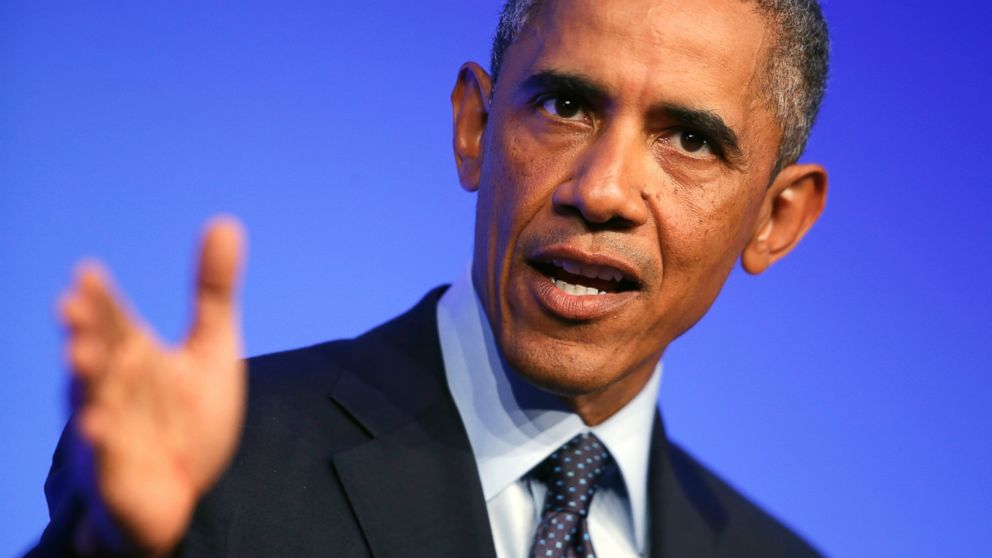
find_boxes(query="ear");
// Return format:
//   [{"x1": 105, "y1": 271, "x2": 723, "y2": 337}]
[
  {"x1": 741, "y1": 163, "x2": 828, "y2": 274},
  {"x1": 451, "y1": 61, "x2": 493, "y2": 192}
]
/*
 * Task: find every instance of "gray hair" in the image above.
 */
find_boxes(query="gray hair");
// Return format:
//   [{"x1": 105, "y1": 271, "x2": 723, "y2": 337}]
[{"x1": 489, "y1": 0, "x2": 829, "y2": 173}]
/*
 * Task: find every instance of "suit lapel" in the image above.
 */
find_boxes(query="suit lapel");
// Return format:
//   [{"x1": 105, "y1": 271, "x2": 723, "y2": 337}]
[
  {"x1": 648, "y1": 413, "x2": 726, "y2": 558},
  {"x1": 324, "y1": 288, "x2": 497, "y2": 558},
  {"x1": 330, "y1": 371, "x2": 496, "y2": 558}
]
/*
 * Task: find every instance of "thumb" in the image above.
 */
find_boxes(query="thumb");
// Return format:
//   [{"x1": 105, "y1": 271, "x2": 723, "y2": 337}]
[{"x1": 188, "y1": 215, "x2": 246, "y2": 348}]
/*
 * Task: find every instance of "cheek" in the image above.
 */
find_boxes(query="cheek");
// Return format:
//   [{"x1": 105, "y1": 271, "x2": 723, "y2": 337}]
[
  {"x1": 481, "y1": 125, "x2": 568, "y2": 256},
  {"x1": 659, "y1": 169, "x2": 763, "y2": 259},
  {"x1": 649, "y1": 181, "x2": 759, "y2": 314},
  {"x1": 473, "y1": 126, "x2": 546, "y2": 302}
]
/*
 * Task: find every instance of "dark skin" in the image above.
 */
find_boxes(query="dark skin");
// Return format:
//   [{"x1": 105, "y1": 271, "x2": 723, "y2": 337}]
[
  {"x1": 57, "y1": 0, "x2": 825, "y2": 553},
  {"x1": 451, "y1": 0, "x2": 827, "y2": 425}
]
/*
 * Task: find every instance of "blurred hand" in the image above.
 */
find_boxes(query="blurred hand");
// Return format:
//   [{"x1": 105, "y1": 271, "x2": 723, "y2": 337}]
[{"x1": 59, "y1": 217, "x2": 247, "y2": 555}]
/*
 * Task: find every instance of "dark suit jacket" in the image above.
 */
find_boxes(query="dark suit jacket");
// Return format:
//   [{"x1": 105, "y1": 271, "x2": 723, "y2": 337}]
[{"x1": 30, "y1": 287, "x2": 821, "y2": 557}]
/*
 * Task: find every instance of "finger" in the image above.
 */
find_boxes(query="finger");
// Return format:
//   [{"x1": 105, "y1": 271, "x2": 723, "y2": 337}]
[
  {"x1": 61, "y1": 262, "x2": 142, "y2": 390},
  {"x1": 188, "y1": 216, "x2": 246, "y2": 346},
  {"x1": 59, "y1": 277, "x2": 112, "y2": 382},
  {"x1": 77, "y1": 405, "x2": 109, "y2": 446},
  {"x1": 67, "y1": 334, "x2": 110, "y2": 381},
  {"x1": 59, "y1": 290, "x2": 95, "y2": 335},
  {"x1": 76, "y1": 263, "x2": 132, "y2": 347}
]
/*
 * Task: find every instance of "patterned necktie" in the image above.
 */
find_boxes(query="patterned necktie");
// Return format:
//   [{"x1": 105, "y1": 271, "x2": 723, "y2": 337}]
[{"x1": 529, "y1": 432, "x2": 615, "y2": 558}]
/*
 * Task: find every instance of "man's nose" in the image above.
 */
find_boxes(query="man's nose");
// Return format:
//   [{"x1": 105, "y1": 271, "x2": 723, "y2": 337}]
[{"x1": 551, "y1": 128, "x2": 650, "y2": 228}]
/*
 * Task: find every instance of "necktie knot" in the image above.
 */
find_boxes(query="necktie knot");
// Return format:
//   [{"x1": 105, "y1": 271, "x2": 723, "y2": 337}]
[{"x1": 533, "y1": 432, "x2": 614, "y2": 518}]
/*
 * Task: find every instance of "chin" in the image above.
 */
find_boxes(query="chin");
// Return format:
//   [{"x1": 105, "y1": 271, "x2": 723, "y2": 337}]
[{"x1": 497, "y1": 330, "x2": 626, "y2": 398}]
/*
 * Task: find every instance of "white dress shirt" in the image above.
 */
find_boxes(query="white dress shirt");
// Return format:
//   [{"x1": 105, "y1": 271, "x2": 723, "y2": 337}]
[{"x1": 437, "y1": 269, "x2": 662, "y2": 558}]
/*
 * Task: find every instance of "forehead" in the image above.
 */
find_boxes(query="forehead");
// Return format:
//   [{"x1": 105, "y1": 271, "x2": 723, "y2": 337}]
[{"x1": 509, "y1": 0, "x2": 775, "y2": 131}]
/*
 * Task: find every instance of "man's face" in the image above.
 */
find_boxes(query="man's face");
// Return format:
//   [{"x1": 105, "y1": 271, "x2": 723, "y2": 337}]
[{"x1": 468, "y1": 0, "x2": 785, "y2": 409}]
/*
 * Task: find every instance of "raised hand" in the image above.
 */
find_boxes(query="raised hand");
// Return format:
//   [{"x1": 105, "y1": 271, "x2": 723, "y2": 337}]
[{"x1": 59, "y1": 217, "x2": 247, "y2": 555}]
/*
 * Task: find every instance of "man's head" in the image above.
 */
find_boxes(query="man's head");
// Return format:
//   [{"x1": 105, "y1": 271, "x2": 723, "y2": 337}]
[{"x1": 450, "y1": 0, "x2": 829, "y2": 423}]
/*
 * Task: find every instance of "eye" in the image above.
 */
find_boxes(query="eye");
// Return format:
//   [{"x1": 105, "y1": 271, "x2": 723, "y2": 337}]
[
  {"x1": 540, "y1": 95, "x2": 587, "y2": 122},
  {"x1": 661, "y1": 129, "x2": 716, "y2": 159}
]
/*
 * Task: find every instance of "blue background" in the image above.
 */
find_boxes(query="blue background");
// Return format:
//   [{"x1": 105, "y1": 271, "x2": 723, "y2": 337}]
[{"x1": 2, "y1": 1, "x2": 990, "y2": 556}]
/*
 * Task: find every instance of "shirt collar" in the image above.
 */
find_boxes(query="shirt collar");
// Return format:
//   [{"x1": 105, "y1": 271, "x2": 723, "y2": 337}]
[{"x1": 437, "y1": 268, "x2": 662, "y2": 552}]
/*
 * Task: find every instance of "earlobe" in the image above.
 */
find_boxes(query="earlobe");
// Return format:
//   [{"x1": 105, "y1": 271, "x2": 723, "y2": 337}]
[
  {"x1": 742, "y1": 163, "x2": 828, "y2": 274},
  {"x1": 451, "y1": 62, "x2": 493, "y2": 193},
  {"x1": 742, "y1": 219, "x2": 773, "y2": 274}
]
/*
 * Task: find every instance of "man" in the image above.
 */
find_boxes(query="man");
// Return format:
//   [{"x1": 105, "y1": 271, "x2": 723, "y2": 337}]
[{"x1": 30, "y1": 0, "x2": 829, "y2": 556}]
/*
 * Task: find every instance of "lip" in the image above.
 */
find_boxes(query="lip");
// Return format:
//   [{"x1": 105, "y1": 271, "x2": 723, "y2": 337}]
[
  {"x1": 528, "y1": 244, "x2": 643, "y2": 285},
  {"x1": 525, "y1": 245, "x2": 642, "y2": 321}
]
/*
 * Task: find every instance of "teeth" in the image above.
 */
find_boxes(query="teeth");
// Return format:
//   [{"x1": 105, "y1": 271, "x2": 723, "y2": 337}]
[
  {"x1": 550, "y1": 277, "x2": 608, "y2": 296},
  {"x1": 551, "y1": 259, "x2": 624, "y2": 284}
]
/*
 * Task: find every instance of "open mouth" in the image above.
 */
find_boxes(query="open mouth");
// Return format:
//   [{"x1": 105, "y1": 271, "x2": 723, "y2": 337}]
[{"x1": 531, "y1": 258, "x2": 640, "y2": 296}]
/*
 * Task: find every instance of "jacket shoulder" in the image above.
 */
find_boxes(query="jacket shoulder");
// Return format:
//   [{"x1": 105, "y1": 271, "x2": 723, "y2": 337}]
[
  {"x1": 667, "y1": 442, "x2": 824, "y2": 557},
  {"x1": 241, "y1": 285, "x2": 448, "y2": 417}
]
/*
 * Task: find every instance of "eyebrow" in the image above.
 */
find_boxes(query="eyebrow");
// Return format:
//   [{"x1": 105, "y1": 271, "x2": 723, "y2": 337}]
[
  {"x1": 519, "y1": 70, "x2": 610, "y2": 107},
  {"x1": 518, "y1": 69, "x2": 744, "y2": 163}
]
